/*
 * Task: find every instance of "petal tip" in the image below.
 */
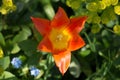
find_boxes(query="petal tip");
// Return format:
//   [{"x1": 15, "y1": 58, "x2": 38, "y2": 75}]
[
  {"x1": 61, "y1": 71, "x2": 65, "y2": 75},
  {"x1": 30, "y1": 16, "x2": 34, "y2": 20},
  {"x1": 30, "y1": 17, "x2": 37, "y2": 22},
  {"x1": 53, "y1": 52, "x2": 71, "y2": 75},
  {"x1": 58, "y1": 66, "x2": 68, "y2": 76},
  {"x1": 58, "y1": 6, "x2": 63, "y2": 10},
  {"x1": 57, "y1": 6, "x2": 66, "y2": 15}
]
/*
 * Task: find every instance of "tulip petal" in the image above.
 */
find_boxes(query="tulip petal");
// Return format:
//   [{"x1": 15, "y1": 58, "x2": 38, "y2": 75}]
[
  {"x1": 38, "y1": 37, "x2": 52, "y2": 52},
  {"x1": 69, "y1": 34, "x2": 85, "y2": 51},
  {"x1": 51, "y1": 7, "x2": 69, "y2": 28},
  {"x1": 68, "y1": 16, "x2": 87, "y2": 33},
  {"x1": 31, "y1": 17, "x2": 50, "y2": 36},
  {"x1": 53, "y1": 51, "x2": 71, "y2": 75}
]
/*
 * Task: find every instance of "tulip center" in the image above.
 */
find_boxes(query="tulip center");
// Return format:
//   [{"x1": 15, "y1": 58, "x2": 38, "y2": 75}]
[{"x1": 49, "y1": 28, "x2": 71, "y2": 50}]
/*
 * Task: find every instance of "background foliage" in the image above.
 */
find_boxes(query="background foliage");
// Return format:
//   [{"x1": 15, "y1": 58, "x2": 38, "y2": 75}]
[{"x1": 0, "y1": 0, "x2": 120, "y2": 80}]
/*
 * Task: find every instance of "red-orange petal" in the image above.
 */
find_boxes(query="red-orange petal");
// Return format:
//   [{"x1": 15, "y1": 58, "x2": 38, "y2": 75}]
[
  {"x1": 38, "y1": 37, "x2": 52, "y2": 52},
  {"x1": 31, "y1": 17, "x2": 50, "y2": 36},
  {"x1": 51, "y1": 7, "x2": 70, "y2": 28},
  {"x1": 53, "y1": 51, "x2": 71, "y2": 75},
  {"x1": 69, "y1": 34, "x2": 85, "y2": 51},
  {"x1": 68, "y1": 16, "x2": 87, "y2": 33}
]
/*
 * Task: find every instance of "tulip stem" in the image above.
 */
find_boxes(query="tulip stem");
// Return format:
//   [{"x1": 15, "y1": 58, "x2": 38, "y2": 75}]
[{"x1": 84, "y1": 32, "x2": 96, "y2": 53}]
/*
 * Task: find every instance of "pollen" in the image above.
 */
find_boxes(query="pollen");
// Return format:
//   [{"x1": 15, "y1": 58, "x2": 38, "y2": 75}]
[{"x1": 49, "y1": 28, "x2": 71, "y2": 50}]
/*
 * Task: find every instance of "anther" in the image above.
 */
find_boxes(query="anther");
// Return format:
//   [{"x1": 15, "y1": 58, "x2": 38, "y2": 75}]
[{"x1": 56, "y1": 34, "x2": 63, "y2": 41}]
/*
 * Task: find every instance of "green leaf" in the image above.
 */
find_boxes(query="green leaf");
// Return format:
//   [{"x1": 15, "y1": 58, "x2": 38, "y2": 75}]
[
  {"x1": 0, "y1": 32, "x2": 5, "y2": 46},
  {"x1": 27, "y1": 53, "x2": 41, "y2": 65},
  {"x1": 102, "y1": 38, "x2": 110, "y2": 48},
  {"x1": 0, "y1": 71, "x2": 18, "y2": 80},
  {"x1": 19, "y1": 39, "x2": 37, "y2": 57},
  {"x1": 0, "y1": 66, "x2": 4, "y2": 75},
  {"x1": 32, "y1": 26, "x2": 43, "y2": 42},
  {"x1": 12, "y1": 27, "x2": 31, "y2": 43},
  {"x1": 11, "y1": 43, "x2": 20, "y2": 54},
  {"x1": 40, "y1": 0, "x2": 55, "y2": 19},
  {"x1": 0, "y1": 23, "x2": 3, "y2": 31},
  {"x1": 0, "y1": 56, "x2": 10, "y2": 70},
  {"x1": 43, "y1": 4, "x2": 55, "y2": 20},
  {"x1": 69, "y1": 55, "x2": 81, "y2": 78},
  {"x1": 94, "y1": 77, "x2": 106, "y2": 80},
  {"x1": 114, "y1": 56, "x2": 120, "y2": 68},
  {"x1": 80, "y1": 50, "x2": 91, "y2": 57}
]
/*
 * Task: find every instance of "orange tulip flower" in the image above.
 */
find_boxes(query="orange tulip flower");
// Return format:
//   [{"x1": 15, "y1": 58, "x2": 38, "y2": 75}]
[{"x1": 31, "y1": 7, "x2": 87, "y2": 75}]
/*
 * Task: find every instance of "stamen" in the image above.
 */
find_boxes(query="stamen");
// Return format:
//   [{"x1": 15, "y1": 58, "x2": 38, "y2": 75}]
[
  {"x1": 49, "y1": 28, "x2": 71, "y2": 50},
  {"x1": 56, "y1": 34, "x2": 63, "y2": 41}
]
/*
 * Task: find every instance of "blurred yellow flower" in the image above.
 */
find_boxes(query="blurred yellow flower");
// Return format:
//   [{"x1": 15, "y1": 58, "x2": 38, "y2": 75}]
[
  {"x1": 3, "y1": 0, "x2": 13, "y2": 7},
  {"x1": 0, "y1": 0, "x2": 16, "y2": 15},
  {"x1": 0, "y1": 48, "x2": 4, "y2": 58},
  {"x1": 102, "y1": 0, "x2": 111, "y2": 7},
  {"x1": 114, "y1": 5, "x2": 120, "y2": 15},
  {"x1": 113, "y1": 25, "x2": 120, "y2": 35},
  {"x1": 98, "y1": 1, "x2": 106, "y2": 10},
  {"x1": 0, "y1": 8, "x2": 7, "y2": 15},
  {"x1": 111, "y1": 0, "x2": 118, "y2": 5}
]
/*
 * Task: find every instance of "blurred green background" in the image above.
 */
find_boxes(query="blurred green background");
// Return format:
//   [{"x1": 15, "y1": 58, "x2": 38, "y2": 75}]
[{"x1": 0, "y1": 0, "x2": 120, "y2": 80}]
